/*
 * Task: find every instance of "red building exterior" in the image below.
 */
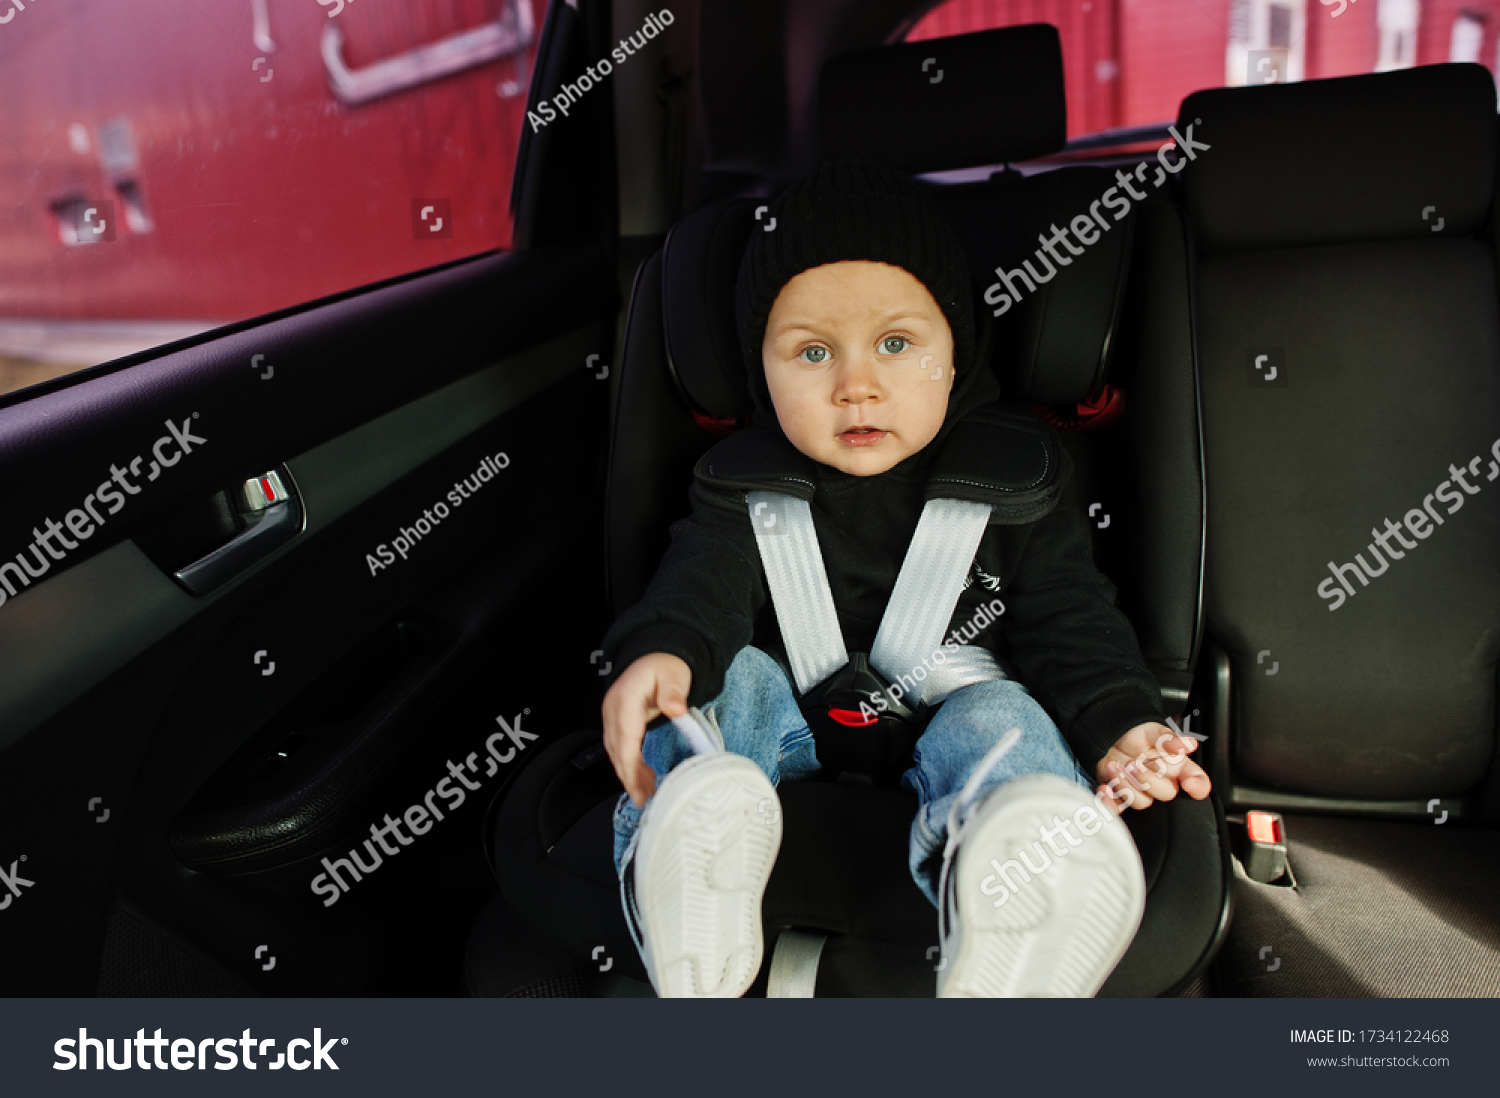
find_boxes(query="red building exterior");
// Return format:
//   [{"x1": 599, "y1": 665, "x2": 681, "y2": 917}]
[
  {"x1": 908, "y1": 0, "x2": 1500, "y2": 136},
  {"x1": 3, "y1": 0, "x2": 1495, "y2": 394},
  {"x1": 0, "y1": 0, "x2": 542, "y2": 323}
]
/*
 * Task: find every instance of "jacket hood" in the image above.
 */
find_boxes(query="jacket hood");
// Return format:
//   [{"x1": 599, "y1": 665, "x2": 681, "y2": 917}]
[{"x1": 747, "y1": 293, "x2": 1001, "y2": 484}]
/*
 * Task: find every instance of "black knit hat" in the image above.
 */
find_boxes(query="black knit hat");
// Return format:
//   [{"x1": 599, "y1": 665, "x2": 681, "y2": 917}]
[{"x1": 734, "y1": 159, "x2": 978, "y2": 435}]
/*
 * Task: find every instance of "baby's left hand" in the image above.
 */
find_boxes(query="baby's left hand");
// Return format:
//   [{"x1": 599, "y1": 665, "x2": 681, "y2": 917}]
[{"x1": 1094, "y1": 722, "x2": 1211, "y2": 814}]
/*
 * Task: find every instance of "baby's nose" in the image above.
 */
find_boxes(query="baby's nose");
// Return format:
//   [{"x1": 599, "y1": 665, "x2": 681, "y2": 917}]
[{"x1": 835, "y1": 356, "x2": 882, "y2": 391}]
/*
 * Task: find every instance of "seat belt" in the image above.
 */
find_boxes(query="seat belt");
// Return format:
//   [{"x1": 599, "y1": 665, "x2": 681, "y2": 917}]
[
  {"x1": 745, "y1": 493, "x2": 849, "y2": 696},
  {"x1": 746, "y1": 490, "x2": 1005, "y2": 709},
  {"x1": 868, "y1": 495, "x2": 1003, "y2": 705}
]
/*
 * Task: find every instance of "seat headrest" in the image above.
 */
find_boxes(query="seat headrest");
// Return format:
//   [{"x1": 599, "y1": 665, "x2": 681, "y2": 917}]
[
  {"x1": 660, "y1": 197, "x2": 759, "y2": 418},
  {"x1": 1180, "y1": 64, "x2": 1498, "y2": 253},
  {"x1": 936, "y1": 168, "x2": 1132, "y2": 405},
  {"x1": 660, "y1": 173, "x2": 1131, "y2": 416},
  {"x1": 819, "y1": 24, "x2": 1067, "y2": 172}
]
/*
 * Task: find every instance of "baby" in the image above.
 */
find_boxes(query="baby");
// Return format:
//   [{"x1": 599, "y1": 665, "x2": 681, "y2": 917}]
[{"x1": 599, "y1": 159, "x2": 1210, "y2": 997}]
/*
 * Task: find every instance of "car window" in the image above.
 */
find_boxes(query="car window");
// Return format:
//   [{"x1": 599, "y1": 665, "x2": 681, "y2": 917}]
[
  {"x1": 906, "y1": 0, "x2": 1496, "y2": 145},
  {"x1": 0, "y1": 0, "x2": 546, "y2": 398}
]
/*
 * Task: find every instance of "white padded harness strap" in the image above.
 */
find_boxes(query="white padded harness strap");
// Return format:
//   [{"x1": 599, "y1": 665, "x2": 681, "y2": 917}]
[
  {"x1": 747, "y1": 492, "x2": 849, "y2": 695},
  {"x1": 748, "y1": 491, "x2": 1002, "y2": 704},
  {"x1": 766, "y1": 930, "x2": 828, "y2": 998},
  {"x1": 869, "y1": 497, "x2": 993, "y2": 705}
]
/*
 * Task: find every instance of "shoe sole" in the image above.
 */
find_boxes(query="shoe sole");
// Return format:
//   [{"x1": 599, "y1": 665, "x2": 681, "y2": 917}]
[
  {"x1": 939, "y1": 775, "x2": 1145, "y2": 997},
  {"x1": 634, "y1": 753, "x2": 782, "y2": 997}
]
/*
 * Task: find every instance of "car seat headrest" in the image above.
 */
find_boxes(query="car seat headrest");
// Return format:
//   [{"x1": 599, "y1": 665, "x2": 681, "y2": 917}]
[
  {"x1": 660, "y1": 178, "x2": 1130, "y2": 416},
  {"x1": 819, "y1": 24, "x2": 1067, "y2": 173},
  {"x1": 661, "y1": 197, "x2": 760, "y2": 419},
  {"x1": 936, "y1": 169, "x2": 1132, "y2": 406},
  {"x1": 1180, "y1": 63, "x2": 1498, "y2": 254}
]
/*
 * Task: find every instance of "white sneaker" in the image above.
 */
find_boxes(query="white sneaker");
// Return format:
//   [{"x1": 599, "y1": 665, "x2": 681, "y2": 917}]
[
  {"x1": 627, "y1": 751, "x2": 782, "y2": 997},
  {"x1": 937, "y1": 773, "x2": 1145, "y2": 997}
]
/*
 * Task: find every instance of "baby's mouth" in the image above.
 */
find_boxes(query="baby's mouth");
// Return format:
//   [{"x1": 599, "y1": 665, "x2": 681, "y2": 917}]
[{"x1": 837, "y1": 426, "x2": 888, "y2": 446}]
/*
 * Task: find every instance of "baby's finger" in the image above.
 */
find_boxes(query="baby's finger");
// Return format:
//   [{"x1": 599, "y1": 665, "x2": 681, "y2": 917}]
[
  {"x1": 1095, "y1": 750, "x2": 1146, "y2": 808},
  {"x1": 1095, "y1": 781, "x2": 1135, "y2": 816},
  {"x1": 1135, "y1": 750, "x2": 1214, "y2": 804},
  {"x1": 1100, "y1": 767, "x2": 1153, "y2": 812},
  {"x1": 1175, "y1": 758, "x2": 1212, "y2": 799},
  {"x1": 1138, "y1": 745, "x2": 1194, "y2": 785},
  {"x1": 603, "y1": 682, "x2": 654, "y2": 806},
  {"x1": 1110, "y1": 756, "x2": 1174, "y2": 804},
  {"x1": 633, "y1": 758, "x2": 657, "y2": 805},
  {"x1": 1150, "y1": 732, "x2": 1200, "y2": 766},
  {"x1": 656, "y1": 679, "x2": 688, "y2": 720}
]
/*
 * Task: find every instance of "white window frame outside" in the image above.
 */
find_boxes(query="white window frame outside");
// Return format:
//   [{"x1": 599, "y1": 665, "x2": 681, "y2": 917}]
[{"x1": 1227, "y1": 0, "x2": 1308, "y2": 86}]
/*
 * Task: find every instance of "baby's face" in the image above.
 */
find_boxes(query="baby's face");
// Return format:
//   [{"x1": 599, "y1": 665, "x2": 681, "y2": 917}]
[{"x1": 762, "y1": 261, "x2": 954, "y2": 476}]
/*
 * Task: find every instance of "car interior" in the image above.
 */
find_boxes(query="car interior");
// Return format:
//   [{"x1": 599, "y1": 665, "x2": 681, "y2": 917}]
[{"x1": 1, "y1": 0, "x2": 1498, "y2": 1001}]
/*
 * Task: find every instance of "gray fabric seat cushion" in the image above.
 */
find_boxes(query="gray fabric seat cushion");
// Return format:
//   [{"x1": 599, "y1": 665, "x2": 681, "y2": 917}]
[{"x1": 1216, "y1": 813, "x2": 1500, "y2": 996}]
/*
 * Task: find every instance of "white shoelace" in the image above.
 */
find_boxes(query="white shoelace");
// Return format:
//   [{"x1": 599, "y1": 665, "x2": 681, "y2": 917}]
[
  {"x1": 937, "y1": 725, "x2": 1023, "y2": 951},
  {"x1": 670, "y1": 706, "x2": 725, "y2": 756}
]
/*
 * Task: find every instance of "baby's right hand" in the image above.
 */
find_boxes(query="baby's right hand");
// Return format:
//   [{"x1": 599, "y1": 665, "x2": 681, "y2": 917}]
[{"x1": 602, "y1": 652, "x2": 692, "y2": 808}]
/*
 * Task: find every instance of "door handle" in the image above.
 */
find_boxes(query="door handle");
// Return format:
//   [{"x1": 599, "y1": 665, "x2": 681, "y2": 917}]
[
  {"x1": 322, "y1": 0, "x2": 535, "y2": 106},
  {"x1": 173, "y1": 467, "x2": 304, "y2": 595}
]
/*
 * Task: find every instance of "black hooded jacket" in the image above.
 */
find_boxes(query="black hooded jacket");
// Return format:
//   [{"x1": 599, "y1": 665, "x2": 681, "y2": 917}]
[{"x1": 599, "y1": 305, "x2": 1167, "y2": 774}]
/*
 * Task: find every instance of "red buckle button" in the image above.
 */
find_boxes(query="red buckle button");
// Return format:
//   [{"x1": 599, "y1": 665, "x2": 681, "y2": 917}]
[
  {"x1": 827, "y1": 707, "x2": 877, "y2": 727},
  {"x1": 1247, "y1": 810, "x2": 1281, "y2": 845}
]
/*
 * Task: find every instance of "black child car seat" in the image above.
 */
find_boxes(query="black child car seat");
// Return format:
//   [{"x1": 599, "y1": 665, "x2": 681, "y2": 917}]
[{"x1": 469, "y1": 25, "x2": 1230, "y2": 997}]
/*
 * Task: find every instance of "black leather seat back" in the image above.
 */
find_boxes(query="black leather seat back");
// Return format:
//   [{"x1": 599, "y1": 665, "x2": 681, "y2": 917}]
[{"x1": 1179, "y1": 65, "x2": 1500, "y2": 799}]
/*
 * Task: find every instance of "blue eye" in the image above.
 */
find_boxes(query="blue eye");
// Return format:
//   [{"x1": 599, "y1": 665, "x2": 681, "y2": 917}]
[
  {"x1": 800, "y1": 346, "x2": 829, "y2": 364},
  {"x1": 881, "y1": 336, "x2": 909, "y2": 354}
]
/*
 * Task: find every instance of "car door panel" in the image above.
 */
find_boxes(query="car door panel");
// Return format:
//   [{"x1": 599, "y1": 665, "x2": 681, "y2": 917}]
[
  {"x1": 0, "y1": 317, "x2": 604, "y2": 749},
  {"x1": 0, "y1": 243, "x2": 618, "y2": 995}
]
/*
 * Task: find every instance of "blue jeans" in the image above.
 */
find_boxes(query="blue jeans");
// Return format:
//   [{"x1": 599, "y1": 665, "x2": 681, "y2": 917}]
[{"x1": 612, "y1": 645, "x2": 1094, "y2": 908}]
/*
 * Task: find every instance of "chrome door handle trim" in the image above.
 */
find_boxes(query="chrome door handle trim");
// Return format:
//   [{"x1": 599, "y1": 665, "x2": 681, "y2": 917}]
[{"x1": 173, "y1": 466, "x2": 305, "y2": 596}]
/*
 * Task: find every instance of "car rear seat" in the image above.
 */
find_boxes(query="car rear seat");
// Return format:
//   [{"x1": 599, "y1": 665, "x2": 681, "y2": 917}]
[
  {"x1": 468, "y1": 25, "x2": 1230, "y2": 997},
  {"x1": 1167, "y1": 62, "x2": 1500, "y2": 995}
]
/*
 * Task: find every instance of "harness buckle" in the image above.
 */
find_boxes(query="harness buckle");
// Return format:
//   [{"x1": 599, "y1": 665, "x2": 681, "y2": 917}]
[{"x1": 796, "y1": 652, "x2": 931, "y2": 782}]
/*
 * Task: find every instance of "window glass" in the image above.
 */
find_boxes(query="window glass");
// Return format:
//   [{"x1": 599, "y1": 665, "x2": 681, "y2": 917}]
[
  {"x1": 907, "y1": 0, "x2": 1500, "y2": 146},
  {"x1": 0, "y1": 0, "x2": 547, "y2": 397}
]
